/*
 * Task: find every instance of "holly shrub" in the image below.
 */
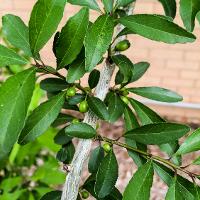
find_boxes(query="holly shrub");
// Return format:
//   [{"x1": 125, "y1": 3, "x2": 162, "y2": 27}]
[{"x1": 0, "y1": 0, "x2": 200, "y2": 200}]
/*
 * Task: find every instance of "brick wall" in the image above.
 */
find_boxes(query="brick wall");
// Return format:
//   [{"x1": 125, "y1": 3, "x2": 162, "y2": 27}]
[{"x1": 1, "y1": 0, "x2": 200, "y2": 121}]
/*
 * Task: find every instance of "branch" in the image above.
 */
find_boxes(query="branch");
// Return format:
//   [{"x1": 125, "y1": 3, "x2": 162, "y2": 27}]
[{"x1": 61, "y1": 3, "x2": 136, "y2": 200}]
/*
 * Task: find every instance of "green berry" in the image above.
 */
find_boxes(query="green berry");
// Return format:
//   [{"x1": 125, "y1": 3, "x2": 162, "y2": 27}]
[
  {"x1": 79, "y1": 100, "x2": 89, "y2": 113},
  {"x1": 121, "y1": 88, "x2": 129, "y2": 96},
  {"x1": 72, "y1": 118, "x2": 79, "y2": 124},
  {"x1": 115, "y1": 40, "x2": 130, "y2": 51},
  {"x1": 66, "y1": 87, "x2": 76, "y2": 97},
  {"x1": 103, "y1": 143, "x2": 111, "y2": 153},
  {"x1": 120, "y1": 96, "x2": 129, "y2": 105},
  {"x1": 81, "y1": 191, "x2": 89, "y2": 199}
]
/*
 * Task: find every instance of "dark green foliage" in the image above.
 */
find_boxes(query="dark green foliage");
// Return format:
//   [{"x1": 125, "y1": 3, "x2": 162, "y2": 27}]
[{"x1": 0, "y1": 0, "x2": 199, "y2": 199}]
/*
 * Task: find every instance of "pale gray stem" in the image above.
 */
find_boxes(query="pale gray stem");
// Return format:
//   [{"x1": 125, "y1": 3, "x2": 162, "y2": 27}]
[{"x1": 61, "y1": 3, "x2": 135, "y2": 200}]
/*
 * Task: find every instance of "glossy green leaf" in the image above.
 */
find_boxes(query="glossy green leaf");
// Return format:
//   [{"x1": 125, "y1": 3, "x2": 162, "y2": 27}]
[
  {"x1": 130, "y1": 62, "x2": 150, "y2": 82},
  {"x1": 112, "y1": 55, "x2": 133, "y2": 83},
  {"x1": 124, "y1": 106, "x2": 140, "y2": 130},
  {"x1": 52, "y1": 31, "x2": 60, "y2": 56},
  {"x1": 129, "y1": 87, "x2": 183, "y2": 103},
  {"x1": 56, "y1": 8, "x2": 89, "y2": 68},
  {"x1": 68, "y1": 94, "x2": 85, "y2": 105},
  {"x1": 18, "y1": 92, "x2": 65, "y2": 145},
  {"x1": 88, "y1": 96, "x2": 109, "y2": 120},
  {"x1": 52, "y1": 113, "x2": 74, "y2": 127},
  {"x1": 176, "y1": 128, "x2": 200, "y2": 155},
  {"x1": 123, "y1": 161, "x2": 153, "y2": 200},
  {"x1": 2, "y1": 14, "x2": 32, "y2": 56},
  {"x1": 180, "y1": 0, "x2": 200, "y2": 32},
  {"x1": 88, "y1": 69, "x2": 100, "y2": 89},
  {"x1": 102, "y1": 0, "x2": 113, "y2": 13},
  {"x1": 124, "y1": 122, "x2": 190, "y2": 145},
  {"x1": 0, "y1": 44, "x2": 28, "y2": 67},
  {"x1": 40, "y1": 78, "x2": 68, "y2": 92},
  {"x1": 66, "y1": 49, "x2": 86, "y2": 83},
  {"x1": 124, "y1": 106, "x2": 147, "y2": 167},
  {"x1": 115, "y1": 0, "x2": 135, "y2": 7},
  {"x1": 129, "y1": 99, "x2": 164, "y2": 125},
  {"x1": 118, "y1": 14, "x2": 196, "y2": 44},
  {"x1": 116, "y1": 27, "x2": 135, "y2": 38},
  {"x1": 95, "y1": 151, "x2": 118, "y2": 198},
  {"x1": 29, "y1": 0, "x2": 66, "y2": 56},
  {"x1": 85, "y1": 15, "x2": 114, "y2": 71},
  {"x1": 165, "y1": 179, "x2": 194, "y2": 200},
  {"x1": 159, "y1": 141, "x2": 181, "y2": 166},
  {"x1": 65, "y1": 122, "x2": 96, "y2": 139},
  {"x1": 56, "y1": 142, "x2": 75, "y2": 164},
  {"x1": 88, "y1": 146, "x2": 104, "y2": 173},
  {"x1": 40, "y1": 191, "x2": 62, "y2": 200},
  {"x1": 153, "y1": 161, "x2": 199, "y2": 199},
  {"x1": 0, "y1": 68, "x2": 35, "y2": 159},
  {"x1": 158, "y1": 0, "x2": 176, "y2": 19},
  {"x1": 54, "y1": 128, "x2": 72, "y2": 145},
  {"x1": 108, "y1": 93, "x2": 125, "y2": 123},
  {"x1": 68, "y1": 0, "x2": 100, "y2": 11},
  {"x1": 83, "y1": 175, "x2": 122, "y2": 200}
]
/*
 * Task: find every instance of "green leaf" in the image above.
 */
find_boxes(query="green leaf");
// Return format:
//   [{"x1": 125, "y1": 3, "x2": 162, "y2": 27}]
[
  {"x1": 53, "y1": 32, "x2": 60, "y2": 56},
  {"x1": 115, "y1": 0, "x2": 135, "y2": 7},
  {"x1": 159, "y1": 141, "x2": 181, "y2": 165},
  {"x1": 85, "y1": 15, "x2": 114, "y2": 71},
  {"x1": 180, "y1": 0, "x2": 200, "y2": 32},
  {"x1": 153, "y1": 161, "x2": 199, "y2": 199},
  {"x1": 130, "y1": 62, "x2": 150, "y2": 82},
  {"x1": 2, "y1": 14, "x2": 32, "y2": 57},
  {"x1": 56, "y1": 142, "x2": 75, "y2": 164},
  {"x1": 56, "y1": 8, "x2": 89, "y2": 69},
  {"x1": 40, "y1": 191, "x2": 61, "y2": 200},
  {"x1": 193, "y1": 157, "x2": 200, "y2": 165},
  {"x1": 165, "y1": 179, "x2": 194, "y2": 200},
  {"x1": 68, "y1": 0, "x2": 100, "y2": 11},
  {"x1": 112, "y1": 55, "x2": 133, "y2": 83},
  {"x1": 88, "y1": 146, "x2": 104, "y2": 173},
  {"x1": 129, "y1": 99, "x2": 164, "y2": 125},
  {"x1": 66, "y1": 49, "x2": 86, "y2": 83},
  {"x1": 0, "y1": 44, "x2": 28, "y2": 67},
  {"x1": 88, "y1": 96, "x2": 109, "y2": 120},
  {"x1": 123, "y1": 161, "x2": 153, "y2": 200},
  {"x1": 0, "y1": 68, "x2": 35, "y2": 159},
  {"x1": 0, "y1": 177, "x2": 22, "y2": 192},
  {"x1": 54, "y1": 128, "x2": 72, "y2": 145},
  {"x1": 18, "y1": 92, "x2": 65, "y2": 145},
  {"x1": 176, "y1": 128, "x2": 200, "y2": 155},
  {"x1": 118, "y1": 14, "x2": 196, "y2": 44},
  {"x1": 116, "y1": 27, "x2": 135, "y2": 38},
  {"x1": 65, "y1": 122, "x2": 96, "y2": 139},
  {"x1": 88, "y1": 69, "x2": 100, "y2": 89},
  {"x1": 68, "y1": 94, "x2": 85, "y2": 105},
  {"x1": 29, "y1": 0, "x2": 66, "y2": 56},
  {"x1": 102, "y1": 0, "x2": 113, "y2": 13},
  {"x1": 108, "y1": 93, "x2": 125, "y2": 123},
  {"x1": 128, "y1": 87, "x2": 183, "y2": 103},
  {"x1": 158, "y1": 0, "x2": 176, "y2": 19},
  {"x1": 124, "y1": 122, "x2": 190, "y2": 145},
  {"x1": 95, "y1": 151, "x2": 118, "y2": 198},
  {"x1": 40, "y1": 78, "x2": 68, "y2": 92},
  {"x1": 124, "y1": 106, "x2": 147, "y2": 167},
  {"x1": 52, "y1": 113, "x2": 74, "y2": 127},
  {"x1": 124, "y1": 106, "x2": 140, "y2": 130}
]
